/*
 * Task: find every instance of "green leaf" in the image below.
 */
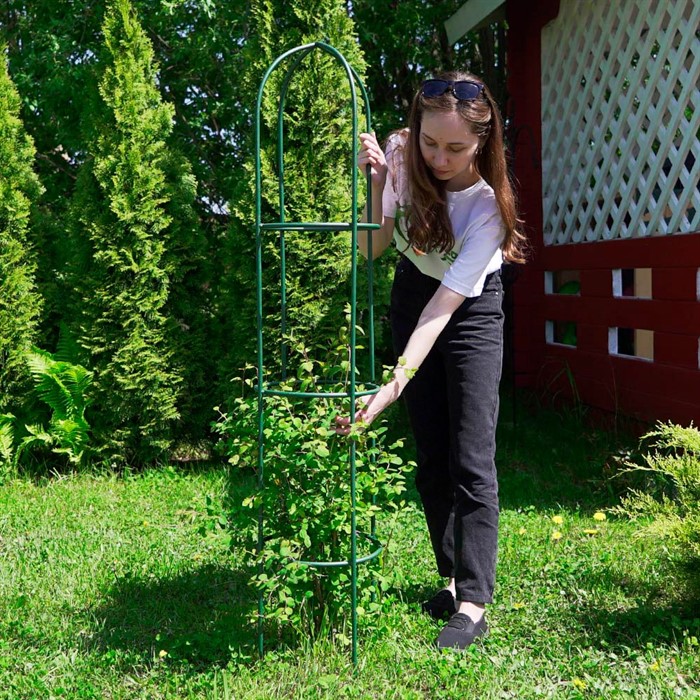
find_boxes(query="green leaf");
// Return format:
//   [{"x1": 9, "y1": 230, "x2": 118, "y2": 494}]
[{"x1": 315, "y1": 444, "x2": 330, "y2": 458}]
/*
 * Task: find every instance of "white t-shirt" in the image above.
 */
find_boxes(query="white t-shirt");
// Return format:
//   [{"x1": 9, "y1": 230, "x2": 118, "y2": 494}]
[{"x1": 381, "y1": 131, "x2": 505, "y2": 298}]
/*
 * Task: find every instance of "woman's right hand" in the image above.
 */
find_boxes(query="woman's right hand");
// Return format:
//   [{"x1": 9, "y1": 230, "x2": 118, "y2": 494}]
[{"x1": 358, "y1": 132, "x2": 387, "y2": 188}]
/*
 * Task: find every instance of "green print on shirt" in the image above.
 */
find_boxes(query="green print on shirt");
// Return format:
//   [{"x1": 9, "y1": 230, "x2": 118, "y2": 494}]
[
  {"x1": 394, "y1": 206, "x2": 411, "y2": 254},
  {"x1": 442, "y1": 249, "x2": 458, "y2": 264},
  {"x1": 394, "y1": 206, "x2": 458, "y2": 263}
]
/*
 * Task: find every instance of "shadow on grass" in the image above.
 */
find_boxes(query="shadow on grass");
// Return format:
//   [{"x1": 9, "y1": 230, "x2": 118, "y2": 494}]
[
  {"x1": 541, "y1": 551, "x2": 700, "y2": 652},
  {"x1": 86, "y1": 564, "x2": 258, "y2": 668},
  {"x1": 572, "y1": 560, "x2": 700, "y2": 651},
  {"x1": 494, "y1": 391, "x2": 637, "y2": 511},
  {"x1": 577, "y1": 599, "x2": 700, "y2": 650}
]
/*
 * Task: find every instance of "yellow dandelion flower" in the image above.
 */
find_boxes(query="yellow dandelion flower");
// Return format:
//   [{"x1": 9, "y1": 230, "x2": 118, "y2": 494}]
[
  {"x1": 142, "y1": 521, "x2": 149, "y2": 527},
  {"x1": 551, "y1": 530, "x2": 563, "y2": 541},
  {"x1": 512, "y1": 602, "x2": 525, "y2": 610},
  {"x1": 518, "y1": 527, "x2": 527, "y2": 535},
  {"x1": 552, "y1": 515, "x2": 564, "y2": 525},
  {"x1": 593, "y1": 511, "x2": 607, "y2": 521},
  {"x1": 649, "y1": 660, "x2": 660, "y2": 672},
  {"x1": 572, "y1": 677, "x2": 586, "y2": 690},
  {"x1": 583, "y1": 528, "x2": 599, "y2": 535},
  {"x1": 158, "y1": 649, "x2": 168, "y2": 659}
]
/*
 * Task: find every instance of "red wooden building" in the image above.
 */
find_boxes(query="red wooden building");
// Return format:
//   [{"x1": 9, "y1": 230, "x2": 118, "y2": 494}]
[{"x1": 448, "y1": 0, "x2": 700, "y2": 425}]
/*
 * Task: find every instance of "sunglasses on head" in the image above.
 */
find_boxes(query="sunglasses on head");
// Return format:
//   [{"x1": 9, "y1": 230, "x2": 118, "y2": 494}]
[{"x1": 421, "y1": 79, "x2": 484, "y2": 101}]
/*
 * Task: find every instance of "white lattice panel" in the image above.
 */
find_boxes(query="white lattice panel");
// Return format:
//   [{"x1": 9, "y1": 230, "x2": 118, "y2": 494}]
[{"x1": 541, "y1": 0, "x2": 700, "y2": 245}]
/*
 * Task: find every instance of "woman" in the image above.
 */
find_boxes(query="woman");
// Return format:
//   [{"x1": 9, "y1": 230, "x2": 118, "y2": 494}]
[{"x1": 336, "y1": 72, "x2": 526, "y2": 650}]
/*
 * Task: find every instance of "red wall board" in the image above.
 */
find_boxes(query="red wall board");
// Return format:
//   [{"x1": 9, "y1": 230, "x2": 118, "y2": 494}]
[
  {"x1": 512, "y1": 296, "x2": 546, "y2": 331},
  {"x1": 653, "y1": 268, "x2": 699, "y2": 301},
  {"x1": 506, "y1": 1, "x2": 559, "y2": 385},
  {"x1": 510, "y1": 270, "x2": 542, "y2": 297},
  {"x1": 541, "y1": 234, "x2": 700, "y2": 269},
  {"x1": 514, "y1": 359, "x2": 539, "y2": 379},
  {"x1": 512, "y1": 304, "x2": 545, "y2": 329},
  {"x1": 578, "y1": 268, "x2": 698, "y2": 302},
  {"x1": 581, "y1": 377, "x2": 699, "y2": 426},
  {"x1": 573, "y1": 324, "x2": 699, "y2": 369},
  {"x1": 543, "y1": 297, "x2": 700, "y2": 335},
  {"x1": 541, "y1": 346, "x2": 700, "y2": 406},
  {"x1": 654, "y1": 333, "x2": 699, "y2": 369},
  {"x1": 575, "y1": 323, "x2": 609, "y2": 354},
  {"x1": 536, "y1": 354, "x2": 700, "y2": 425},
  {"x1": 580, "y1": 269, "x2": 613, "y2": 298},
  {"x1": 537, "y1": 348, "x2": 614, "y2": 389},
  {"x1": 612, "y1": 386, "x2": 700, "y2": 426},
  {"x1": 513, "y1": 329, "x2": 546, "y2": 369},
  {"x1": 535, "y1": 364, "x2": 615, "y2": 411}
]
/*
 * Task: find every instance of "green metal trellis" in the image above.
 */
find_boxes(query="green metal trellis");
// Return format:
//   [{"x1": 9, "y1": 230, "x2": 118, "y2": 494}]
[{"x1": 254, "y1": 41, "x2": 381, "y2": 665}]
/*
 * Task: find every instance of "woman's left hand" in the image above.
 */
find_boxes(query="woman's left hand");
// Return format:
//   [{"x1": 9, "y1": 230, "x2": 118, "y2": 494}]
[{"x1": 334, "y1": 379, "x2": 403, "y2": 435}]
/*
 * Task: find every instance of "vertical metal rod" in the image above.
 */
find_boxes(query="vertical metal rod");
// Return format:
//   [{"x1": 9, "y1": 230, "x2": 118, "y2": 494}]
[
  {"x1": 277, "y1": 50, "x2": 310, "y2": 379},
  {"x1": 254, "y1": 68, "x2": 266, "y2": 660},
  {"x1": 254, "y1": 42, "x2": 313, "y2": 659},
  {"x1": 363, "y1": 97, "x2": 377, "y2": 551},
  {"x1": 347, "y1": 59, "x2": 360, "y2": 672},
  {"x1": 278, "y1": 83, "x2": 288, "y2": 380},
  {"x1": 350, "y1": 66, "x2": 378, "y2": 555}
]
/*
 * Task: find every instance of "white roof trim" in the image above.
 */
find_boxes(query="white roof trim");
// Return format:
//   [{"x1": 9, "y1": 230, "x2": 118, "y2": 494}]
[{"x1": 445, "y1": 0, "x2": 506, "y2": 44}]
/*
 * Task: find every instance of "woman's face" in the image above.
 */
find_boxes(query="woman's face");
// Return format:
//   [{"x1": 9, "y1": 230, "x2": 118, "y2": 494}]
[{"x1": 419, "y1": 110, "x2": 480, "y2": 191}]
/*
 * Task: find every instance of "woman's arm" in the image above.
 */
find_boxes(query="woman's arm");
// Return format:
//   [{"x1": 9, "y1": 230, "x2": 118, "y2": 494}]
[
  {"x1": 358, "y1": 185, "x2": 394, "y2": 260},
  {"x1": 335, "y1": 283, "x2": 466, "y2": 433},
  {"x1": 357, "y1": 132, "x2": 394, "y2": 259}
]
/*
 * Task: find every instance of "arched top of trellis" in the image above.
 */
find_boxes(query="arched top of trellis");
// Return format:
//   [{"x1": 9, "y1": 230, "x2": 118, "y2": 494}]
[
  {"x1": 252, "y1": 40, "x2": 379, "y2": 386},
  {"x1": 254, "y1": 40, "x2": 373, "y2": 227}
]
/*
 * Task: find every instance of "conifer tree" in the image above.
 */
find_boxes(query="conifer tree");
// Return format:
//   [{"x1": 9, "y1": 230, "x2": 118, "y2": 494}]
[
  {"x1": 0, "y1": 49, "x2": 43, "y2": 413},
  {"x1": 69, "y1": 0, "x2": 204, "y2": 464},
  {"x1": 221, "y1": 0, "x2": 369, "y2": 382}
]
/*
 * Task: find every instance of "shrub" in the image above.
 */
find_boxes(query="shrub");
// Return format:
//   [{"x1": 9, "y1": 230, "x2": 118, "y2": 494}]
[
  {"x1": 613, "y1": 421, "x2": 700, "y2": 583},
  {"x1": 211, "y1": 333, "x2": 411, "y2": 638}
]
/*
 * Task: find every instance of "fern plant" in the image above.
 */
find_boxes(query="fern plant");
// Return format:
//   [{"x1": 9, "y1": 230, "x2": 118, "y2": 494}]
[{"x1": 12, "y1": 348, "x2": 93, "y2": 468}]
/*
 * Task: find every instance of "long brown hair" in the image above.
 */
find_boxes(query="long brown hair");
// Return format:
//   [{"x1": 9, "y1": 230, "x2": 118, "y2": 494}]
[{"x1": 401, "y1": 71, "x2": 526, "y2": 263}]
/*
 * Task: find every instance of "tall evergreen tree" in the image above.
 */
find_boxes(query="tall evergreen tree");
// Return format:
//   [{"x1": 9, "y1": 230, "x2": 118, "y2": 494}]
[
  {"x1": 0, "y1": 49, "x2": 43, "y2": 413},
  {"x1": 221, "y1": 0, "x2": 370, "y2": 382},
  {"x1": 68, "y1": 0, "x2": 204, "y2": 464}
]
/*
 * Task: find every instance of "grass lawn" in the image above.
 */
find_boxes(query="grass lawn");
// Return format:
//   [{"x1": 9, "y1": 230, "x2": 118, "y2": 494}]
[{"x1": 1, "y1": 396, "x2": 698, "y2": 699}]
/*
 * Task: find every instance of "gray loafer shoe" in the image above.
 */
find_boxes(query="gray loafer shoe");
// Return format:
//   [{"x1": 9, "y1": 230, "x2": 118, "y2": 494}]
[
  {"x1": 435, "y1": 612, "x2": 489, "y2": 650},
  {"x1": 421, "y1": 589, "x2": 457, "y2": 620}
]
